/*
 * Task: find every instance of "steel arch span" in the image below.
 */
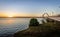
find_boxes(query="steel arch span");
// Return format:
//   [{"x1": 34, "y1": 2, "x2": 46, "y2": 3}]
[{"x1": 42, "y1": 13, "x2": 49, "y2": 18}]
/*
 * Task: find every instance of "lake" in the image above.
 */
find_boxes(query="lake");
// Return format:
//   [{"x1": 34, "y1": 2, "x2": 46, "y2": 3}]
[{"x1": 0, "y1": 18, "x2": 43, "y2": 37}]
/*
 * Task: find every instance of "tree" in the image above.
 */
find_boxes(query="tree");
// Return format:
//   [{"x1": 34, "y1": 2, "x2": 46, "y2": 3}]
[{"x1": 29, "y1": 18, "x2": 39, "y2": 26}]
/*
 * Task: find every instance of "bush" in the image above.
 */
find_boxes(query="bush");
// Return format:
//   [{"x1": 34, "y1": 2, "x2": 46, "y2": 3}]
[{"x1": 29, "y1": 18, "x2": 39, "y2": 26}]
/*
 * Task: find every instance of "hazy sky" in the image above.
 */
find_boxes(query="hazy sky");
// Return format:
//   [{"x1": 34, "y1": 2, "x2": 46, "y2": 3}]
[{"x1": 0, "y1": 0, "x2": 60, "y2": 17}]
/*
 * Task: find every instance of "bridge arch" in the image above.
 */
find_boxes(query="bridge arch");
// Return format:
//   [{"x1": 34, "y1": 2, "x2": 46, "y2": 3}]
[
  {"x1": 42, "y1": 13, "x2": 49, "y2": 18},
  {"x1": 42, "y1": 13, "x2": 49, "y2": 23}
]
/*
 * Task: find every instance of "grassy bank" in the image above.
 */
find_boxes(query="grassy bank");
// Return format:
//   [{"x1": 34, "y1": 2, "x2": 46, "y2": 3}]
[{"x1": 14, "y1": 18, "x2": 60, "y2": 37}]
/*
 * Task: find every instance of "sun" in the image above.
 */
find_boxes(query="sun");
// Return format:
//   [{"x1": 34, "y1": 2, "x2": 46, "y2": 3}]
[
  {"x1": 7, "y1": 14, "x2": 14, "y2": 17},
  {"x1": 8, "y1": 15, "x2": 13, "y2": 17}
]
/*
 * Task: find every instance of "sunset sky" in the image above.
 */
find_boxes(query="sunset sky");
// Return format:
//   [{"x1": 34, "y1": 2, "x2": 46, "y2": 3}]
[{"x1": 0, "y1": 0, "x2": 60, "y2": 17}]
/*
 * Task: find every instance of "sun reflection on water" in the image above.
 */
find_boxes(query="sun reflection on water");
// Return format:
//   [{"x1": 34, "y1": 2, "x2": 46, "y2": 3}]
[
  {"x1": 7, "y1": 19, "x2": 14, "y2": 24},
  {"x1": 0, "y1": 18, "x2": 15, "y2": 24}
]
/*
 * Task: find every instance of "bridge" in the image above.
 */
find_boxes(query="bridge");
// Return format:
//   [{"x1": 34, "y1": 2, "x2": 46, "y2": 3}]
[
  {"x1": 48, "y1": 17, "x2": 60, "y2": 22},
  {"x1": 42, "y1": 13, "x2": 60, "y2": 22}
]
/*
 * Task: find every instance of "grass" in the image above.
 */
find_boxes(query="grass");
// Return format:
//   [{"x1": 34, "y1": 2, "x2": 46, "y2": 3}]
[
  {"x1": 14, "y1": 25, "x2": 57, "y2": 37},
  {"x1": 13, "y1": 18, "x2": 60, "y2": 37}
]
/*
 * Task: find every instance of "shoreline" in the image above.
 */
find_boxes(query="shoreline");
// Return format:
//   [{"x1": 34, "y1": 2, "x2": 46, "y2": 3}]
[{"x1": 13, "y1": 18, "x2": 60, "y2": 37}]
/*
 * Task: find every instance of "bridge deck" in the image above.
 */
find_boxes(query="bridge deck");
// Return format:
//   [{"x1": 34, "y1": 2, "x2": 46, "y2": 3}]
[{"x1": 48, "y1": 17, "x2": 60, "y2": 21}]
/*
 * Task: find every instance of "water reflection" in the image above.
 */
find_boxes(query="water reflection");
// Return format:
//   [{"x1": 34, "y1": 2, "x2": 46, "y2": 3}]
[
  {"x1": 0, "y1": 18, "x2": 30, "y2": 37},
  {"x1": 0, "y1": 18, "x2": 14, "y2": 24},
  {"x1": 7, "y1": 19, "x2": 14, "y2": 24}
]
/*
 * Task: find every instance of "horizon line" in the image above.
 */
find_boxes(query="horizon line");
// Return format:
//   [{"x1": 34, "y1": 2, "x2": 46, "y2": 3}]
[{"x1": 0, "y1": 16, "x2": 58, "y2": 18}]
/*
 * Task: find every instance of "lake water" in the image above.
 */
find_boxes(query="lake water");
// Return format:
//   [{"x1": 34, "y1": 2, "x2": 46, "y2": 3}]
[{"x1": 0, "y1": 18, "x2": 43, "y2": 37}]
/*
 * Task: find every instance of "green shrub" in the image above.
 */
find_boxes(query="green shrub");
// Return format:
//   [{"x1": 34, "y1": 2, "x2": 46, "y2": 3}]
[{"x1": 29, "y1": 18, "x2": 39, "y2": 26}]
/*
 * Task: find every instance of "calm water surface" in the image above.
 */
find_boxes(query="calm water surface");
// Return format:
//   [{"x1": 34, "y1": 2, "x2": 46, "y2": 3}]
[{"x1": 0, "y1": 18, "x2": 43, "y2": 37}]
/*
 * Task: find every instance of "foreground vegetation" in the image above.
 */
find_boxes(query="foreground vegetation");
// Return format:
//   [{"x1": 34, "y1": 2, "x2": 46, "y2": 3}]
[{"x1": 14, "y1": 18, "x2": 60, "y2": 37}]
